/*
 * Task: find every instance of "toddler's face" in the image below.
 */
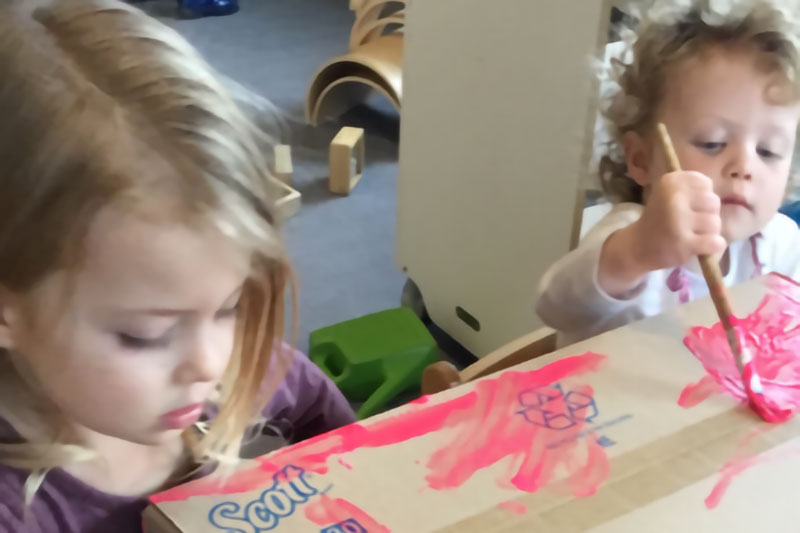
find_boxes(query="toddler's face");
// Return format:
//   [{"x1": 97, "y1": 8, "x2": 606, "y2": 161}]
[
  {"x1": 8, "y1": 206, "x2": 248, "y2": 446},
  {"x1": 636, "y1": 46, "x2": 800, "y2": 242}
]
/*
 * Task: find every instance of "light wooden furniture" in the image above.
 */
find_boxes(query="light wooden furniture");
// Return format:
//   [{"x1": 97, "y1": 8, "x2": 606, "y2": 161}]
[
  {"x1": 329, "y1": 127, "x2": 365, "y2": 195},
  {"x1": 305, "y1": 1, "x2": 404, "y2": 125},
  {"x1": 397, "y1": 0, "x2": 614, "y2": 357},
  {"x1": 269, "y1": 177, "x2": 301, "y2": 221},
  {"x1": 422, "y1": 327, "x2": 556, "y2": 395},
  {"x1": 272, "y1": 144, "x2": 293, "y2": 185}
]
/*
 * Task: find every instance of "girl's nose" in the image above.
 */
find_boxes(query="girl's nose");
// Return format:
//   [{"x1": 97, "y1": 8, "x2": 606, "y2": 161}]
[
  {"x1": 724, "y1": 143, "x2": 754, "y2": 181},
  {"x1": 173, "y1": 330, "x2": 226, "y2": 385}
]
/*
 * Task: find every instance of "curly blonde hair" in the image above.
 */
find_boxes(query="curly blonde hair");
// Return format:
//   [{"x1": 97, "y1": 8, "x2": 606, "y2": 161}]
[
  {"x1": 0, "y1": 0, "x2": 295, "y2": 503},
  {"x1": 598, "y1": 0, "x2": 800, "y2": 203}
]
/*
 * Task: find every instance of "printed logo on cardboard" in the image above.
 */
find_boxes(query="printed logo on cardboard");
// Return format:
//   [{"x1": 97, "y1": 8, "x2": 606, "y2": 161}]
[
  {"x1": 517, "y1": 383, "x2": 598, "y2": 430},
  {"x1": 517, "y1": 383, "x2": 632, "y2": 449},
  {"x1": 320, "y1": 518, "x2": 367, "y2": 533},
  {"x1": 207, "y1": 465, "x2": 319, "y2": 532}
]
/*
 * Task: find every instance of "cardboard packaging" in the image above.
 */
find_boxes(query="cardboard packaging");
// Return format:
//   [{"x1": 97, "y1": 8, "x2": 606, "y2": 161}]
[{"x1": 144, "y1": 277, "x2": 800, "y2": 532}]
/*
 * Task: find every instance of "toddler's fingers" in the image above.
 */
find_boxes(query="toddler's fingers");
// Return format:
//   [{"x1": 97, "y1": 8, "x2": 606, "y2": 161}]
[
  {"x1": 689, "y1": 191, "x2": 721, "y2": 213},
  {"x1": 691, "y1": 213, "x2": 721, "y2": 235},
  {"x1": 684, "y1": 171, "x2": 715, "y2": 191},
  {"x1": 690, "y1": 234, "x2": 727, "y2": 256}
]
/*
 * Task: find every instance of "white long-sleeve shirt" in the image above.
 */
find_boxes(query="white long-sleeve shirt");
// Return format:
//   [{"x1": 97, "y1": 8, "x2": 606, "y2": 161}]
[{"x1": 536, "y1": 203, "x2": 800, "y2": 347}]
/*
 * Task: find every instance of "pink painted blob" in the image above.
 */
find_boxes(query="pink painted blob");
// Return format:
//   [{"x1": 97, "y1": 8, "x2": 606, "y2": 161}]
[
  {"x1": 304, "y1": 495, "x2": 391, "y2": 532},
  {"x1": 682, "y1": 273, "x2": 800, "y2": 422},
  {"x1": 497, "y1": 500, "x2": 528, "y2": 515},
  {"x1": 153, "y1": 352, "x2": 609, "y2": 505},
  {"x1": 680, "y1": 274, "x2": 800, "y2": 508}
]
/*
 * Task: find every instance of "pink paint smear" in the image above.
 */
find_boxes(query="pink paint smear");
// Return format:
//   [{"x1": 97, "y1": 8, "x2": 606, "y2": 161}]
[
  {"x1": 680, "y1": 273, "x2": 800, "y2": 508},
  {"x1": 497, "y1": 500, "x2": 528, "y2": 515},
  {"x1": 153, "y1": 352, "x2": 609, "y2": 506},
  {"x1": 704, "y1": 426, "x2": 800, "y2": 509},
  {"x1": 305, "y1": 495, "x2": 391, "y2": 532},
  {"x1": 682, "y1": 273, "x2": 800, "y2": 422}
]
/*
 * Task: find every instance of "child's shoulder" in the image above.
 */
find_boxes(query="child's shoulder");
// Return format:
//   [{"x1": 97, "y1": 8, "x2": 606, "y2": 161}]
[
  {"x1": 0, "y1": 459, "x2": 146, "y2": 533},
  {"x1": 580, "y1": 201, "x2": 643, "y2": 241},
  {"x1": 760, "y1": 211, "x2": 800, "y2": 249},
  {"x1": 762, "y1": 211, "x2": 799, "y2": 236},
  {"x1": 0, "y1": 461, "x2": 24, "y2": 529},
  {"x1": 758, "y1": 212, "x2": 800, "y2": 272},
  {"x1": 263, "y1": 343, "x2": 356, "y2": 440}
]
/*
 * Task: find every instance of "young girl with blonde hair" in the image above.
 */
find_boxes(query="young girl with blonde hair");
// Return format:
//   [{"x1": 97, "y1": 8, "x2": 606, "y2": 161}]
[
  {"x1": 537, "y1": 0, "x2": 800, "y2": 346},
  {"x1": 0, "y1": 1, "x2": 354, "y2": 530}
]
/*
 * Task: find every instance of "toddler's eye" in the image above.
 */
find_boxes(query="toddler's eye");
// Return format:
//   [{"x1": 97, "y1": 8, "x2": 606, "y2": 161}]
[
  {"x1": 694, "y1": 141, "x2": 725, "y2": 152},
  {"x1": 117, "y1": 332, "x2": 171, "y2": 350},
  {"x1": 757, "y1": 147, "x2": 782, "y2": 160}
]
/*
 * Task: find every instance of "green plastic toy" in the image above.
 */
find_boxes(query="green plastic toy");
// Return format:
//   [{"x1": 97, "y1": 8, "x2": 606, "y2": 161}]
[{"x1": 309, "y1": 307, "x2": 439, "y2": 419}]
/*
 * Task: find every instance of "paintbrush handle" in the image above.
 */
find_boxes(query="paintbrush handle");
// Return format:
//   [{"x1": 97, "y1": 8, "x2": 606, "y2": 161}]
[
  {"x1": 656, "y1": 124, "x2": 743, "y2": 368},
  {"x1": 697, "y1": 255, "x2": 735, "y2": 327}
]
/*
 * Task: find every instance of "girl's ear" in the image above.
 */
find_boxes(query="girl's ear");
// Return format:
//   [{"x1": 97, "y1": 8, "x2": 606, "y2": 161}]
[
  {"x1": 623, "y1": 130, "x2": 653, "y2": 187},
  {"x1": 0, "y1": 288, "x2": 19, "y2": 351}
]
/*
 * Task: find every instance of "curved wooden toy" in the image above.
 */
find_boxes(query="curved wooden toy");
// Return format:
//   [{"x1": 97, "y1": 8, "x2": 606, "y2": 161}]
[
  {"x1": 421, "y1": 327, "x2": 557, "y2": 396},
  {"x1": 348, "y1": 0, "x2": 405, "y2": 50},
  {"x1": 306, "y1": 1, "x2": 405, "y2": 125},
  {"x1": 349, "y1": 13, "x2": 405, "y2": 50},
  {"x1": 305, "y1": 34, "x2": 403, "y2": 126},
  {"x1": 349, "y1": 0, "x2": 404, "y2": 34}
]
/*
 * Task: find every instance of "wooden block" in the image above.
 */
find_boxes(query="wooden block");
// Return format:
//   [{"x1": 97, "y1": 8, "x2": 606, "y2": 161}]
[
  {"x1": 272, "y1": 144, "x2": 293, "y2": 185},
  {"x1": 270, "y1": 177, "x2": 301, "y2": 220},
  {"x1": 329, "y1": 127, "x2": 365, "y2": 195}
]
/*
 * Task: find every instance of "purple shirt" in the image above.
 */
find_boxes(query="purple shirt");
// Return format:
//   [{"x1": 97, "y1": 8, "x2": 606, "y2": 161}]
[{"x1": 0, "y1": 348, "x2": 356, "y2": 532}]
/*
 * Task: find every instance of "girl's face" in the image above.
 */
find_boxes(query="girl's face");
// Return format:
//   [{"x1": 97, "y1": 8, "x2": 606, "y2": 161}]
[
  {"x1": 626, "y1": 46, "x2": 800, "y2": 243},
  {"x1": 3, "y1": 206, "x2": 249, "y2": 446}
]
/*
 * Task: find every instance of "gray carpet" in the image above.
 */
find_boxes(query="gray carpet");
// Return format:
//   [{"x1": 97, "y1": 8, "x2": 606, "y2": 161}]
[{"x1": 139, "y1": 0, "x2": 406, "y2": 352}]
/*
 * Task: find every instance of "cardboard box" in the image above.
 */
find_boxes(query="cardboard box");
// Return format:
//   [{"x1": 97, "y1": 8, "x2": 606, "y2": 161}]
[{"x1": 144, "y1": 276, "x2": 800, "y2": 532}]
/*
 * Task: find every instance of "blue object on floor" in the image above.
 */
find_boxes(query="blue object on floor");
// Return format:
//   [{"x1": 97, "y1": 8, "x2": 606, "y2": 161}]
[
  {"x1": 780, "y1": 201, "x2": 800, "y2": 226},
  {"x1": 178, "y1": 0, "x2": 239, "y2": 18}
]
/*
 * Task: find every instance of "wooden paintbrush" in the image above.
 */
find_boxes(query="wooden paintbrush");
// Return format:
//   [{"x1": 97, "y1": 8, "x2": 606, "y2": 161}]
[{"x1": 656, "y1": 123, "x2": 762, "y2": 395}]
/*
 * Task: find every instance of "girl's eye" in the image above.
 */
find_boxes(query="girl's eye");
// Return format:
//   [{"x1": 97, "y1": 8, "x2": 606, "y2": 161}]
[
  {"x1": 117, "y1": 332, "x2": 171, "y2": 350},
  {"x1": 758, "y1": 147, "x2": 782, "y2": 160},
  {"x1": 695, "y1": 141, "x2": 725, "y2": 152}
]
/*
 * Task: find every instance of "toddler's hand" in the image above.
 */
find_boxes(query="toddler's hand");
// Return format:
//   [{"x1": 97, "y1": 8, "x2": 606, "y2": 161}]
[
  {"x1": 629, "y1": 170, "x2": 726, "y2": 271},
  {"x1": 598, "y1": 171, "x2": 726, "y2": 299}
]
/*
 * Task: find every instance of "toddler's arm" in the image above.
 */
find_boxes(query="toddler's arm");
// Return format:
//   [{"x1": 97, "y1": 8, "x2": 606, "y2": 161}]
[{"x1": 535, "y1": 204, "x2": 651, "y2": 341}]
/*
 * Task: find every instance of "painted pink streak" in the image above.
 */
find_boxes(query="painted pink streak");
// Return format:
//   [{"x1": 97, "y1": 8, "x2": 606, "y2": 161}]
[
  {"x1": 152, "y1": 352, "x2": 608, "y2": 504},
  {"x1": 679, "y1": 273, "x2": 800, "y2": 508},
  {"x1": 498, "y1": 500, "x2": 528, "y2": 515},
  {"x1": 682, "y1": 273, "x2": 800, "y2": 422},
  {"x1": 678, "y1": 376, "x2": 722, "y2": 408},
  {"x1": 704, "y1": 425, "x2": 800, "y2": 509},
  {"x1": 304, "y1": 495, "x2": 391, "y2": 532},
  {"x1": 705, "y1": 456, "x2": 761, "y2": 509},
  {"x1": 702, "y1": 425, "x2": 772, "y2": 509}
]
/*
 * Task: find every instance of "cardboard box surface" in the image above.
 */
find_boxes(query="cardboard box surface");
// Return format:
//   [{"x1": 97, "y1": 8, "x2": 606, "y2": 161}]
[{"x1": 145, "y1": 277, "x2": 800, "y2": 532}]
